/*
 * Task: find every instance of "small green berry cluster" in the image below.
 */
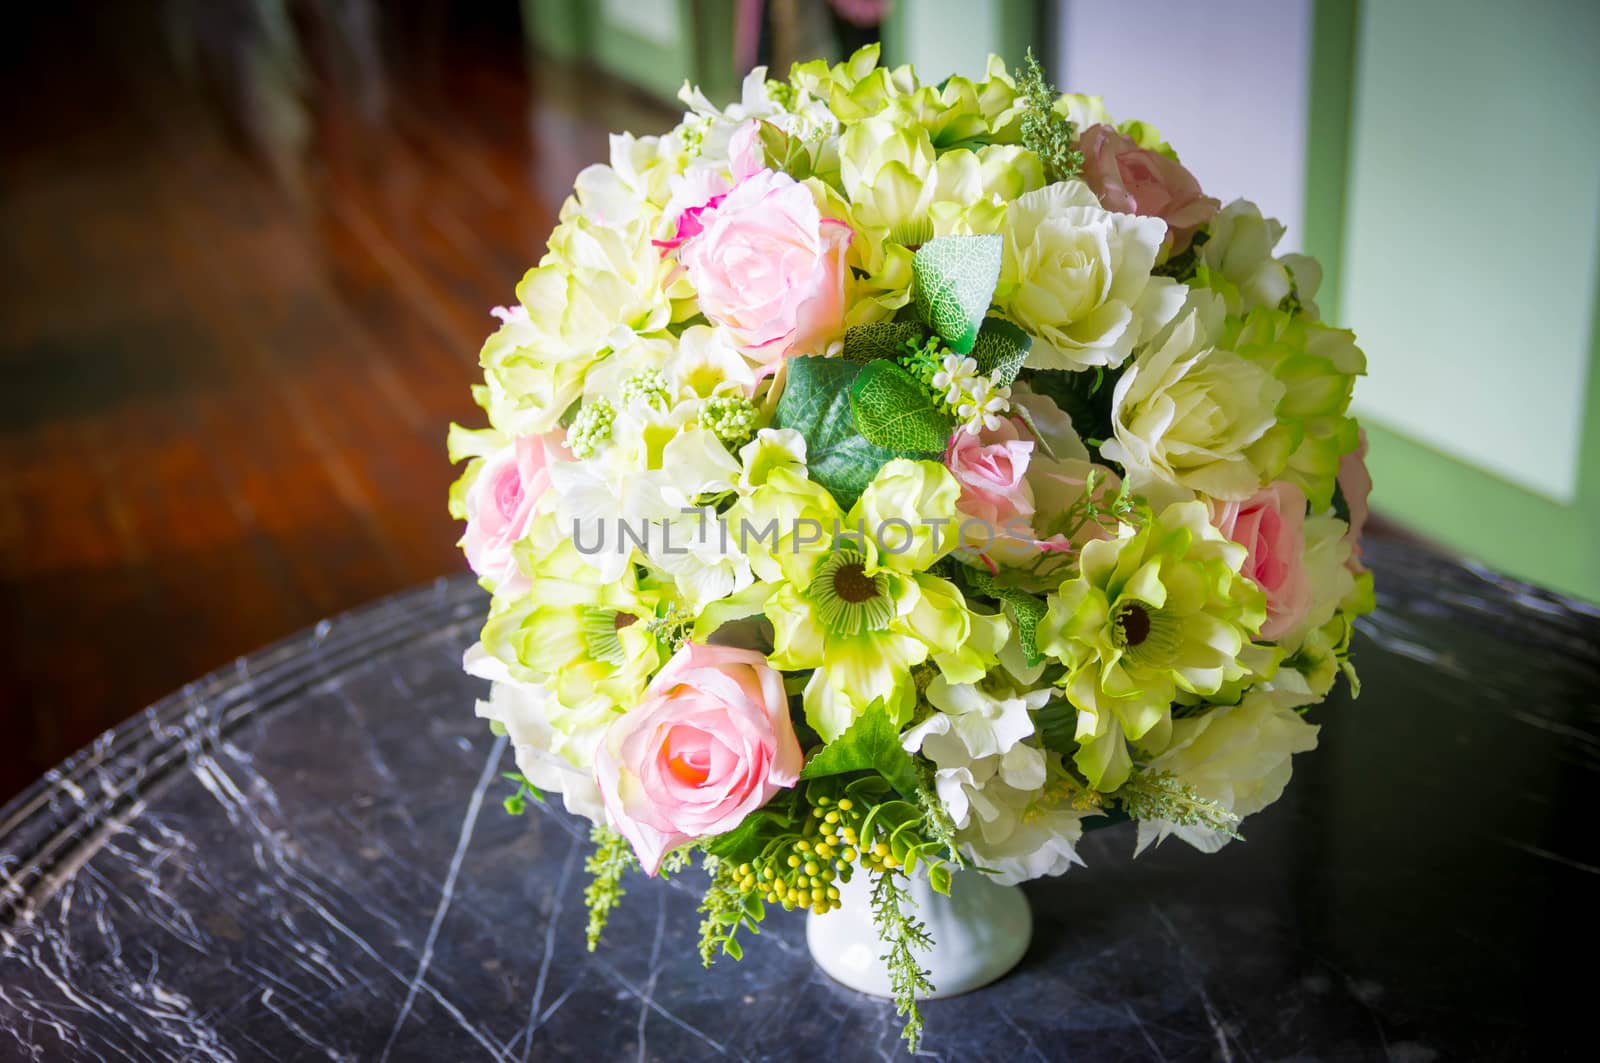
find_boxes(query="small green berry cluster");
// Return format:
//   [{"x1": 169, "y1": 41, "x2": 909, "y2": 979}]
[
  {"x1": 621, "y1": 369, "x2": 671, "y2": 411},
  {"x1": 680, "y1": 117, "x2": 708, "y2": 158},
  {"x1": 897, "y1": 336, "x2": 954, "y2": 412},
  {"x1": 698, "y1": 395, "x2": 758, "y2": 444},
  {"x1": 764, "y1": 78, "x2": 796, "y2": 110},
  {"x1": 730, "y1": 796, "x2": 903, "y2": 915},
  {"x1": 566, "y1": 399, "x2": 614, "y2": 459}
]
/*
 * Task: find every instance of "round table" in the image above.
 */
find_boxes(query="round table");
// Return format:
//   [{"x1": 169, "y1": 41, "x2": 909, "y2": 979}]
[{"x1": 1, "y1": 540, "x2": 1594, "y2": 1060}]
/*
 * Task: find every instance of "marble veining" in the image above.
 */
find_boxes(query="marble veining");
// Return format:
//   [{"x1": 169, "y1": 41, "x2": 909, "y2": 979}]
[{"x1": 1, "y1": 548, "x2": 1595, "y2": 1060}]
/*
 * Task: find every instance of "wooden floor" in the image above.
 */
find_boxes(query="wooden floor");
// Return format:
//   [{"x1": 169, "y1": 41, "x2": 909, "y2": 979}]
[{"x1": 0, "y1": 2, "x2": 677, "y2": 802}]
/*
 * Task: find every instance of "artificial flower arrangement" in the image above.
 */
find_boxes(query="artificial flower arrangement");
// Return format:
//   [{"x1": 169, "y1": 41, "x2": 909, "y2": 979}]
[{"x1": 449, "y1": 47, "x2": 1373, "y2": 1049}]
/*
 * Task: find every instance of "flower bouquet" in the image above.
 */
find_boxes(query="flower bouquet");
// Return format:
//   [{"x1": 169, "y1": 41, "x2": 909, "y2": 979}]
[{"x1": 449, "y1": 47, "x2": 1373, "y2": 1049}]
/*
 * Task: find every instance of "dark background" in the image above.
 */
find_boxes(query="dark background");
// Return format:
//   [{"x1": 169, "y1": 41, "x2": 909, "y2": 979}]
[{"x1": 0, "y1": 0, "x2": 678, "y2": 802}]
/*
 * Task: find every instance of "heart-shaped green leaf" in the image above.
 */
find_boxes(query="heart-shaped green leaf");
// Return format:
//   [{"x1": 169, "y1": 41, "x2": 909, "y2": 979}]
[
  {"x1": 841, "y1": 320, "x2": 925, "y2": 363},
  {"x1": 848, "y1": 359, "x2": 954, "y2": 453},
  {"x1": 971, "y1": 317, "x2": 1031, "y2": 387},
  {"x1": 912, "y1": 233, "x2": 1003, "y2": 354},
  {"x1": 961, "y1": 565, "x2": 1048, "y2": 667},
  {"x1": 774, "y1": 356, "x2": 900, "y2": 509}
]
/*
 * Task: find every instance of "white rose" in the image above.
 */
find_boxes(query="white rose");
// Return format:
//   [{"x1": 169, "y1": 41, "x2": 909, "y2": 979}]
[
  {"x1": 998, "y1": 180, "x2": 1184, "y2": 370},
  {"x1": 1133, "y1": 687, "x2": 1319, "y2": 855},
  {"x1": 1101, "y1": 292, "x2": 1287, "y2": 504}
]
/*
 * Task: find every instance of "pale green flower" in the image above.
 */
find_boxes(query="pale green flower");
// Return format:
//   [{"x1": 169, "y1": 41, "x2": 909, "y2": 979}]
[
  {"x1": 481, "y1": 531, "x2": 667, "y2": 717},
  {"x1": 736, "y1": 428, "x2": 807, "y2": 491},
  {"x1": 886, "y1": 57, "x2": 1023, "y2": 149},
  {"x1": 789, "y1": 44, "x2": 916, "y2": 124},
  {"x1": 1194, "y1": 199, "x2": 1322, "y2": 316},
  {"x1": 445, "y1": 423, "x2": 506, "y2": 520},
  {"x1": 474, "y1": 306, "x2": 591, "y2": 436},
  {"x1": 521, "y1": 212, "x2": 674, "y2": 353},
  {"x1": 1223, "y1": 308, "x2": 1366, "y2": 509},
  {"x1": 1056, "y1": 93, "x2": 1112, "y2": 132},
  {"x1": 838, "y1": 117, "x2": 1036, "y2": 250},
  {"x1": 1100, "y1": 292, "x2": 1288, "y2": 504},
  {"x1": 997, "y1": 180, "x2": 1185, "y2": 370},
  {"x1": 1037, "y1": 500, "x2": 1268, "y2": 791},
  {"x1": 759, "y1": 460, "x2": 1008, "y2": 739},
  {"x1": 1131, "y1": 686, "x2": 1319, "y2": 854}
]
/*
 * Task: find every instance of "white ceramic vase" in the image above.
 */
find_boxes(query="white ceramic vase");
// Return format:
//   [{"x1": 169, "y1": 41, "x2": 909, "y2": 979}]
[{"x1": 805, "y1": 868, "x2": 1032, "y2": 999}]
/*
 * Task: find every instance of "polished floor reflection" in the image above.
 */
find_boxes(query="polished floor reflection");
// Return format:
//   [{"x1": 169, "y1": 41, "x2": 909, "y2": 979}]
[{"x1": 0, "y1": 1, "x2": 676, "y2": 801}]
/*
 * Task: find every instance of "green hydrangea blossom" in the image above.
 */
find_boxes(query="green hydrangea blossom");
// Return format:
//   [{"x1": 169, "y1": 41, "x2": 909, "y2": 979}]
[{"x1": 1223, "y1": 308, "x2": 1367, "y2": 509}]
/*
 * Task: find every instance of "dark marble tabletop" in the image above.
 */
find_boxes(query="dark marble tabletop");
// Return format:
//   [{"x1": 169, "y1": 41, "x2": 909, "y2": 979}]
[{"x1": 1, "y1": 540, "x2": 1596, "y2": 1062}]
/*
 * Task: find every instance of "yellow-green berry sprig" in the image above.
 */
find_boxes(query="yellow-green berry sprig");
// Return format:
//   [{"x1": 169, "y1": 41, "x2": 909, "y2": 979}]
[
  {"x1": 1016, "y1": 49, "x2": 1083, "y2": 184},
  {"x1": 583, "y1": 825, "x2": 636, "y2": 951},
  {"x1": 621, "y1": 369, "x2": 671, "y2": 411},
  {"x1": 765, "y1": 78, "x2": 797, "y2": 110},
  {"x1": 566, "y1": 399, "x2": 615, "y2": 460},
  {"x1": 1115, "y1": 770, "x2": 1241, "y2": 838},
  {"x1": 699, "y1": 395, "x2": 758, "y2": 445},
  {"x1": 870, "y1": 868, "x2": 935, "y2": 1052},
  {"x1": 697, "y1": 855, "x2": 765, "y2": 965},
  {"x1": 897, "y1": 335, "x2": 951, "y2": 406}
]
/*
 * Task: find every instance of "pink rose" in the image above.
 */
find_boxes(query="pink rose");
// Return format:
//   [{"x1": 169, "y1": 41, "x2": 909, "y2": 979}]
[
  {"x1": 655, "y1": 122, "x2": 766, "y2": 251},
  {"x1": 594, "y1": 643, "x2": 802, "y2": 874},
  {"x1": 679, "y1": 169, "x2": 853, "y2": 374},
  {"x1": 946, "y1": 418, "x2": 1036, "y2": 530},
  {"x1": 949, "y1": 418, "x2": 1121, "y2": 579},
  {"x1": 461, "y1": 433, "x2": 564, "y2": 593},
  {"x1": 1078, "y1": 124, "x2": 1220, "y2": 255},
  {"x1": 1211, "y1": 482, "x2": 1313, "y2": 641},
  {"x1": 1338, "y1": 429, "x2": 1372, "y2": 571}
]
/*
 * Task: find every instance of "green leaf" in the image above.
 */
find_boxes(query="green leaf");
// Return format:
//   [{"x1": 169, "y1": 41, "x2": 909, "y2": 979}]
[
  {"x1": 799, "y1": 700, "x2": 921, "y2": 799},
  {"x1": 723, "y1": 937, "x2": 743, "y2": 961},
  {"x1": 774, "y1": 356, "x2": 900, "y2": 509},
  {"x1": 970, "y1": 317, "x2": 1032, "y2": 387},
  {"x1": 960, "y1": 567, "x2": 1048, "y2": 667},
  {"x1": 842, "y1": 320, "x2": 925, "y2": 363},
  {"x1": 927, "y1": 862, "x2": 952, "y2": 895},
  {"x1": 912, "y1": 234, "x2": 1003, "y2": 354},
  {"x1": 1032, "y1": 697, "x2": 1078, "y2": 755},
  {"x1": 706, "y1": 807, "x2": 792, "y2": 865},
  {"x1": 1001, "y1": 589, "x2": 1048, "y2": 667},
  {"x1": 848, "y1": 360, "x2": 954, "y2": 453},
  {"x1": 756, "y1": 120, "x2": 813, "y2": 179}
]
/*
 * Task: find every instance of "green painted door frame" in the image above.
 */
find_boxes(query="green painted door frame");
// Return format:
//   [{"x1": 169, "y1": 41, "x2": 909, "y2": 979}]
[{"x1": 1306, "y1": 0, "x2": 1600, "y2": 601}]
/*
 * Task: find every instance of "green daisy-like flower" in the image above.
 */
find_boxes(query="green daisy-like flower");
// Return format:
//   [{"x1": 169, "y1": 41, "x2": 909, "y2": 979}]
[
  {"x1": 482, "y1": 529, "x2": 667, "y2": 717},
  {"x1": 757, "y1": 459, "x2": 1009, "y2": 740},
  {"x1": 1037, "y1": 500, "x2": 1269, "y2": 791},
  {"x1": 806, "y1": 548, "x2": 896, "y2": 635}
]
